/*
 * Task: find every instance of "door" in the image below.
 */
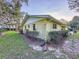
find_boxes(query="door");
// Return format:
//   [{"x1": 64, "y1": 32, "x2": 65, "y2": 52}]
[{"x1": 40, "y1": 23, "x2": 46, "y2": 40}]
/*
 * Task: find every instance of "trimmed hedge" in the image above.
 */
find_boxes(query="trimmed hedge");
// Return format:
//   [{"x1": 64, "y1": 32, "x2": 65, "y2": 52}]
[{"x1": 48, "y1": 30, "x2": 68, "y2": 44}]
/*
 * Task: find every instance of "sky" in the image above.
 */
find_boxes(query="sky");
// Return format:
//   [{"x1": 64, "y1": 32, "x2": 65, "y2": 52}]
[{"x1": 21, "y1": 0, "x2": 79, "y2": 21}]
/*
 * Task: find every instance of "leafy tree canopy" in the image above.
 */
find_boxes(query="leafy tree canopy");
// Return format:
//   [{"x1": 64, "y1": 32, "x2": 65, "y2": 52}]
[
  {"x1": 69, "y1": 16, "x2": 79, "y2": 30},
  {"x1": 0, "y1": 0, "x2": 28, "y2": 30},
  {"x1": 67, "y1": 0, "x2": 79, "y2": 11},
  {"x1": 0, "y1": 0, "x2": 28, "y2": 17}
]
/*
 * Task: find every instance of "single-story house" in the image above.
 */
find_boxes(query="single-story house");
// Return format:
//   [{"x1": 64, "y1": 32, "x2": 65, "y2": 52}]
[{"x1": 23, "y1": 15, "x2": 67, "y2": 40}]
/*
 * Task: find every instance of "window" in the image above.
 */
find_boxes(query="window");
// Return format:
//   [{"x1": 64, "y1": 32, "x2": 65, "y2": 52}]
[
  {"x1": 53, "y1": 23, "x2": 57, "y2": 29},
  {"x1": 28, "y1": 25, "x2": 30, "y2": 28},
  {"x1": 25, "y1": 26, "x2": 26, "y2": 29},
  {"x1": 33, "y1": 24, "x2": 36, "y2": 30}
]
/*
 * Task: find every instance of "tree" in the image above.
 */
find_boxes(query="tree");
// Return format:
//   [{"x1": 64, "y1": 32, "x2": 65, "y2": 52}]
[
  {"x1": 69, "y1": 16, "x2": 79, "y2": 30},
  {"x1": 0, "y1": 0, "x2": 28, "y2": 31},
  {"x1": 67, "y1": 0, "x2": 79, "y2": 11}
]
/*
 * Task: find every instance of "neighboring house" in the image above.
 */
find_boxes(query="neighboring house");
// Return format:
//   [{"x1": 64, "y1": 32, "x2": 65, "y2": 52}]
[
  {"x1": 23, "y1": 15, "x2": 67, "y2": 40},
  {"x1": 0, "y1": 24, "x2": 16, "y2": 30}
]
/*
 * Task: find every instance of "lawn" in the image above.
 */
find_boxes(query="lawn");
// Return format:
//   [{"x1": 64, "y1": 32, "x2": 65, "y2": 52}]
[
  {"x1": 0, "y1": 31, "x2": 57, "y2": 59},
  {"x1": 0, "y1": 31, "x2": 29, "y2": 59}
]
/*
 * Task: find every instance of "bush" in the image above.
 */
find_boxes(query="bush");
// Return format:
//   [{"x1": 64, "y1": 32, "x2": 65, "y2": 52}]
[
  {"x1": 26, "y1": 31, "x2": 39, "y2": 37},
  {"x1": 0, "y1": 29, "x2": 8, "y2": 32},
  {"x1": 48, "y1": 30, "x2": 68, "y2": 44}
]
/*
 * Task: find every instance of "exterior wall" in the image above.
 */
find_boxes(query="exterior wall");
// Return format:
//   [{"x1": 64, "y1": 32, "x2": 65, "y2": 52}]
[
  {"x1": 23, "y1": 23, "x2": 34, "y2": 33},
  {"x1": 28, "y1": 24, "x2": 33, "y2": 31},
  {"x1": 46, "y1": 21, "x2": 62, "y2": 40},
  {"x1": 35, "y1": 19, "x2": 47, "y2": 40},
  {"x1": 35, "y1": 20, "x2": 62, "y2": 40},
  {"x1": 24, "y1": 18, "x2": 66, "y2": 40},
  {"x1": 46, "y1": 22, "x2": 62, "y2": 32}
]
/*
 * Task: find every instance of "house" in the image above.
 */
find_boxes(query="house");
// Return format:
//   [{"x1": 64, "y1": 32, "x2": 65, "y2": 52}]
[{"x1": 23, "y1": 15, "x2": 67, "y2": 40}]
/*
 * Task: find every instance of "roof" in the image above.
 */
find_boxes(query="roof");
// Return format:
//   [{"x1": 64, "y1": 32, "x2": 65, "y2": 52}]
[
  {"x1": 30, "y1": 15, "x2": 51, "y2": 18},
  {"x1": 26, "y1": 18, "x2": 43, "y2": 24},
  {"x1": 60, "y1": 19, "x2": 68, "y2": 24},
  {"x1": 25, "y1": 15, "x2": 66, "y2": 25}
]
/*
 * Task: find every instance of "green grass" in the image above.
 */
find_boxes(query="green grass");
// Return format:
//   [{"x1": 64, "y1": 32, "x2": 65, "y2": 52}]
[
  {"x1": 0, "y1": 31, "x2": 57, "y2": 59},
  {"x1": 0, "y1": 31, "x2": 29, "y2": 59}
]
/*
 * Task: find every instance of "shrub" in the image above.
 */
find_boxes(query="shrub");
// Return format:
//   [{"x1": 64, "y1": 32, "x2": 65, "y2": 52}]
[
  {"x1": 48, "y1": 30, "x2": 68, "y2": 44},
  {"x1": 0, "y1": 29, "x2": 8, "y2": 32},
  {"x1": 26, "y1": 31, "x2": 39, "y2": 37}
]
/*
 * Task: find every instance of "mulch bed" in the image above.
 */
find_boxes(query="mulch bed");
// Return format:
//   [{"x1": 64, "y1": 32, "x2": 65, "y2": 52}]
[
  {"x1": 22, "y1": 34, "x2": 45, "y2": 47},
  {"x1": 46, "y1": 40, "x2": 65, "y2": 48},
  {"x1": 22, "y1": 33, "x2": 66, "y2": 49}
]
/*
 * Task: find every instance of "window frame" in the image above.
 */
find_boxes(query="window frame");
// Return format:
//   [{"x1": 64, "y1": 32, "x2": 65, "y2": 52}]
[
  {"x1": 33, "y1": 24, "x2": 36, "y2": 30},
  {"x1": 28, "y1": 25, "x2": 30, "y2": 28},
  {"x1": 53, "y1": 23, "x2": 57, "y2": 29}
]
